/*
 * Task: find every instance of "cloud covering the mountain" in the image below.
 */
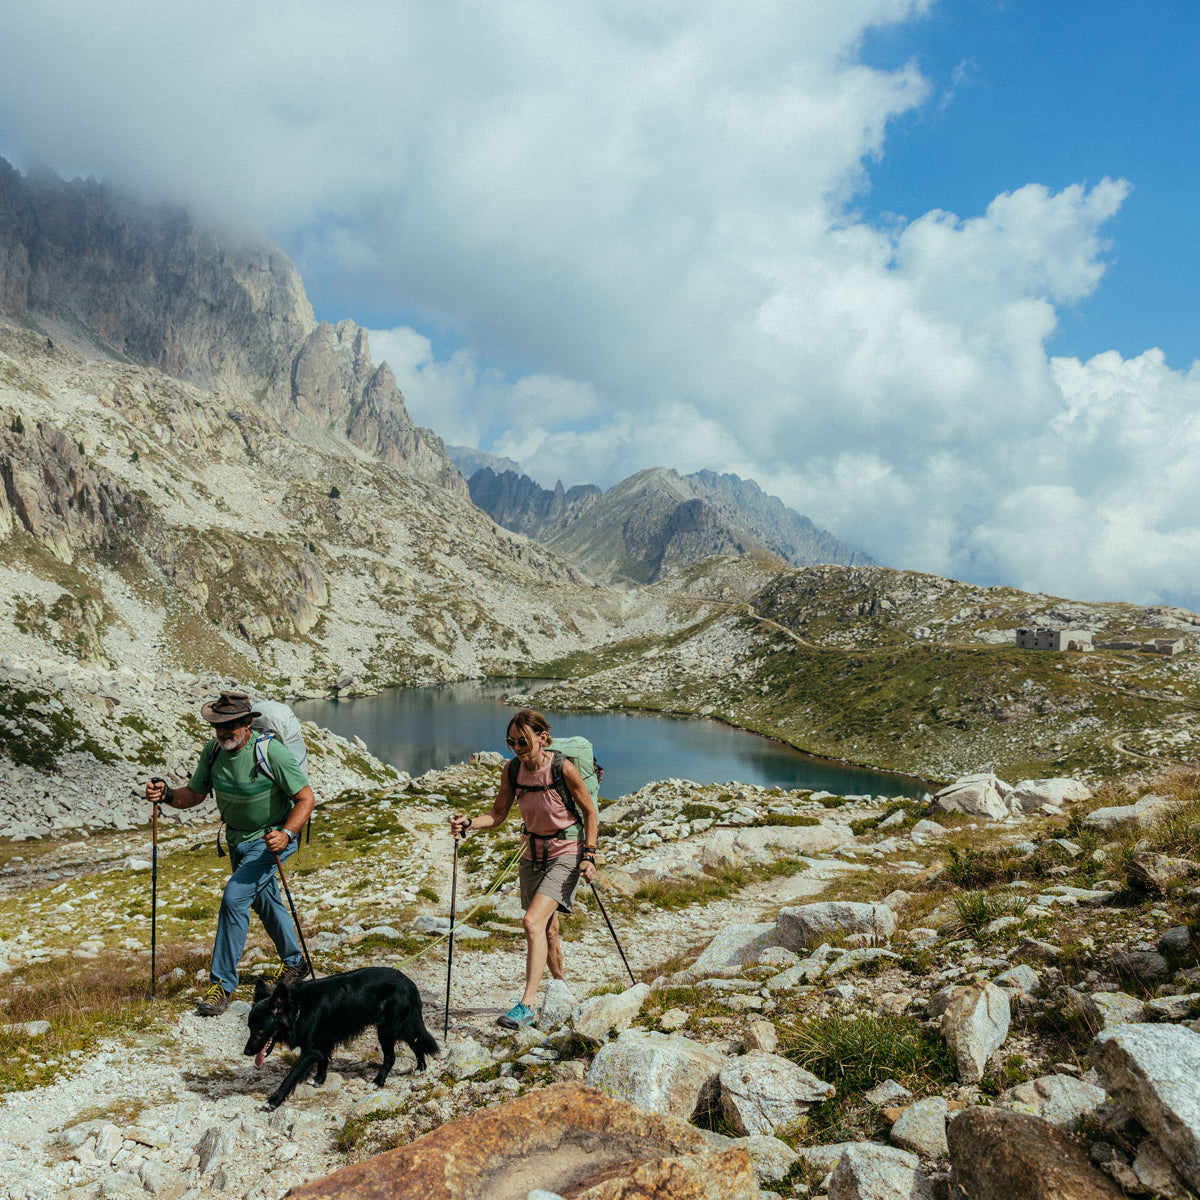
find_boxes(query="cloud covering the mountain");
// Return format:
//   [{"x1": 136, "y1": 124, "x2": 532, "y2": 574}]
[{"x1": 2, "y1": 1, "x2": 1198, "y2": 604}]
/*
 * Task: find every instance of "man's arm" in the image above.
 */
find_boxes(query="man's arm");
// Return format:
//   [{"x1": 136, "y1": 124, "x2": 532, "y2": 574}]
[
  {"x1": 145, "y1": 780, "x2": 207, "y2": 809},
  {"x1": 263, "y1": 786, "x2": 316, "y2": 853}
]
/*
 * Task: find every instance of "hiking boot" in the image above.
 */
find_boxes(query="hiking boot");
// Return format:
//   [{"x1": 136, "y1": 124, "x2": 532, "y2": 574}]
[
  {"x1": 195, "y1": 983, "x2": 233, "y2": 1016},
  {"x1": 497, "y1": 1001, "x2": 536, "y2": 1030},
  {"x1": 271, "y1": 961, "x2": 310, "y2": 988}
]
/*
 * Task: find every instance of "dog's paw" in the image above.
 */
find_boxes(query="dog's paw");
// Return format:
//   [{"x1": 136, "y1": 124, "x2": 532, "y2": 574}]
[{"x1": 265, "y1": 1094, "x2": 284, "y2": 1110}]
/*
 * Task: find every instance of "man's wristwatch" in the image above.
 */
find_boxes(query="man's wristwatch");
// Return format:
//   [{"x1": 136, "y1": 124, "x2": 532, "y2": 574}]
[{"x1": 285, "y1": 828, "x2": 298, "y2": 844}]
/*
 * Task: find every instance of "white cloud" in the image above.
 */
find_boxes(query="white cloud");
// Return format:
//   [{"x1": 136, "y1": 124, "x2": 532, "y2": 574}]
[{"x1": 3, "y1": 2, "x2": 1198, "y2": 604}]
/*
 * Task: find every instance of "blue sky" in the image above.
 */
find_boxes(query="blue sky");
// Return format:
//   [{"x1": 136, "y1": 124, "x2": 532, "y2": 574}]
[
  {"x1": 857, "y1": 0, "x2": 1200, "y2": 369},
  {"x1": 2, "y1": 1, "x2": 1200, "y2": 607}
]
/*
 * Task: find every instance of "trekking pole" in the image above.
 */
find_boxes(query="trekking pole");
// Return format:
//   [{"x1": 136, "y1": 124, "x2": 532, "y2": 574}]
[
  {"x1": 148, "y1": 781, "x2": 163, "y2": 998},
  {"x1": 445, "y1": 831, "x2": 459, "y2": 1038},
  {"x1": 273, "y1": 853, "x2": 316, "y2": 979},
  {"x1": 589, "y1": 880, "x2": 637, "y2": 986}
]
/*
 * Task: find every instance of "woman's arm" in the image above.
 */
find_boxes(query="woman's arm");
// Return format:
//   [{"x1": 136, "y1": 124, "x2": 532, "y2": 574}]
[{"x1": 450, "y1": 767, "x2": 516, "y2": 837}]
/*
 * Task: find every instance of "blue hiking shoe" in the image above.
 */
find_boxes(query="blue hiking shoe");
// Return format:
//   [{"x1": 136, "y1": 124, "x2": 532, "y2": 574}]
[{"x1": 497, "y1": 1001, "x2": 536, "y2": 1030}]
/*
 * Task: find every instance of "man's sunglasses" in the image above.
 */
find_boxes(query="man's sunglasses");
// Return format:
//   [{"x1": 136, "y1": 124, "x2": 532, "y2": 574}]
[{"x1": 213, "y1": 718, "x2": 251, "y2": 732}]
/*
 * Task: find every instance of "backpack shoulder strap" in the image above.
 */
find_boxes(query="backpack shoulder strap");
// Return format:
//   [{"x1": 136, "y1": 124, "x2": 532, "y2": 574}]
[
  {"x1": 506, "y1": 756, "x2": 520, "y2": 790},
  {"x1": 207, "y1": 739, "x2": 220, "y2": 771},
  {"x1": 254, "y1": 731, "x2": 277, "y2": 782},
  {"x1": 549, "y1": 750, "x2": 582, "y2": 826}
]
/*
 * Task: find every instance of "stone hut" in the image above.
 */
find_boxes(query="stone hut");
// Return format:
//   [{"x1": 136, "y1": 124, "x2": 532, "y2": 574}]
[{"x1": 1015, "y1": 628, "x2": 1093, "y2": 652}]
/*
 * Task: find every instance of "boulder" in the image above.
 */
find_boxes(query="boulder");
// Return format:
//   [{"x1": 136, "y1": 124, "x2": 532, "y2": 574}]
[
  {"x1": 737, "y1": 1134, "x2": 797, "y2": 1185},
  {"x1": 1084, "y1": 794, "x2": 1175, "y2": 831},
  {"x1": 742, "y1": 1018, "x2": 778, "y2": 1054},
  {"x1": 284, "y1": 1082, "x2": 759, "y2": 1200},
  {"x1": 538, "y1": 978, "x2": 577, "y2": 1030},
  {"x1": 776, "y1": 902, "x2": 896, "y2": 950},
  {"x1": 889, "y1": 1097, "x2": 948, "y2": 1159},
  {"x1": 717, "y1": 1051, "x2": 834, "y2": 1136},
  {"x1": 586, "y1": 1031, "x2": 726, "y2": 1121},
  {"x1": 947, "y1": 1106, "x2": 1125, "y2": 1199},
  {"x1": 679, "y1": 923, "x2": 778, "y2": 981},
  {"x1": 1127, "y1": 852, "x2": 1196, "y2": 894},
  {"x1": 1084, "y1": 991, "x2": 1146, "y2": 1029},
  {"x1": 940, "y1": 982, "x2": 1010, "y2": 1083},
  {"x1": 908, "y1": 819, "x2": 946, "y2": 843},
  {"x1": 1008, "y1": 778, "x2": 1091, "y2": 815},
  {"x1": 1091, "y1": 1022, "x2": 1200, "y2": 1190},
  {"x1": 931, "y1": 773, "x2": 1011, "y2": 821},
  {"x1": 826, "y1": 1143, "x2": 934, "y2": 1200},
  {"x1": 992, "y1": 965, "x2": 1041, "y2": 996},
  {"x1": 1111, "y1": 948, "x2": 1172, "y2": 985},
  {"x1": 572, "y1": 983, "x2": 650, "y2": 1043},
  {"x1": 440, "y1": 1037, "x2": 494, "y2": 1082},
  {"x1": 997, "y1": 1075, "x2": 1107, "y2": 1128}
]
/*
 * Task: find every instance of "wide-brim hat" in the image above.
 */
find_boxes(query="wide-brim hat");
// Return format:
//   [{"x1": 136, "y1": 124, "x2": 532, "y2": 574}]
[{"x1": 200, "y1": 691, "x2": 262, "y2": 725}]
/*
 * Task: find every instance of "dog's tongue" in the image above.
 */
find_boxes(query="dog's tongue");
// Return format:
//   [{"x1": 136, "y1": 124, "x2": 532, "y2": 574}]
[{"x1": 255, "y1": 1039, "x2": 273, "y2": 1069}]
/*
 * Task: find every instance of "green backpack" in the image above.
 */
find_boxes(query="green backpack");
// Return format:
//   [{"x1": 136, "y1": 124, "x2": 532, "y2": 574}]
[{"x1": 506, "y1": 735, "x2": 603, "y2": 828}]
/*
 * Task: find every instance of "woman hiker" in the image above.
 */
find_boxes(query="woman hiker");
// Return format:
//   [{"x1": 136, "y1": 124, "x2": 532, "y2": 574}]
[
  {"x1": 450, "y1": 708, "x2": 598, "y2": 1029},
  {"x1": 144, "y1": 691, "x2": 315, "y2": 1015}
]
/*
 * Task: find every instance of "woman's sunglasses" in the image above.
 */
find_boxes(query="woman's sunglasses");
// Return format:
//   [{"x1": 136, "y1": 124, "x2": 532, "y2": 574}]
[{"x1": 506, "y1": 735, "x2": 531, "y2": 750}]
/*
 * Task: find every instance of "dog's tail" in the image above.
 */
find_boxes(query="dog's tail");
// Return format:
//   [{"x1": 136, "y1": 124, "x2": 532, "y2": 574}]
[{"x1": 415, "y1": 1026, "x2": 440, "y2": 1059}]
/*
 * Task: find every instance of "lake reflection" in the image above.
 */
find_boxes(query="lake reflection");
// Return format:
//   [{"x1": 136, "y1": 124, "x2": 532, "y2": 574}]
[{"x1": 294, "y1": 679, "x2": 929, "y2": 799}]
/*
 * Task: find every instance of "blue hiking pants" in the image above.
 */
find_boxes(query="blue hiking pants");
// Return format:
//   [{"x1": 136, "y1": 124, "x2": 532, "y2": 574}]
[{"x1": 210, "y1": 836, "x2": 303, "y2": 992}]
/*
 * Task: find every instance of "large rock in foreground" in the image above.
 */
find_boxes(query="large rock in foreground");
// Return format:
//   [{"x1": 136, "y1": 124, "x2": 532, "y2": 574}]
[
  {"x1": 284, "y1": 1083, "x2": 759, "y2": 1200},
  {"x1": 940, "y1": 982, "x2": 1010, "y2": 1083},
  {"x1": 587, "y1": 1031, "x2": 726, "y2": 1120},
  {"x1": 947, "y1": 1106, "x2": 1125, "y2": 1200},
  {"x1": 931, "y1": 773, "x2": 1011, "y2": 820},
  {"x1": 776, "y1": 902, "x2": 896, "y2": 949},
  {"x1": 826, "y1": 1143, "x2": 933, "y2": 1199},
  {"x1": 1091, "y1": 1023, "x2": 1200, "y2": 1191},
  {"x1": 717, "y1": 1050, "x2": 834, "y2": 1135}
]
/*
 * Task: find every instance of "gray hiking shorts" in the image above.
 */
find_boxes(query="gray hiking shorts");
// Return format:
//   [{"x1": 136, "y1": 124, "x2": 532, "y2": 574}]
[{"x1": 519, "y1": 854, "x2": 583, "y2": 915}]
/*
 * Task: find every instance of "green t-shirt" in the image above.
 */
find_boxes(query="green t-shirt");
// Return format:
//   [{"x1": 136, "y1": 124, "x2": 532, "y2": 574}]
[{"x1": 189, "y1": 735, "x2": 308, "y2": 849}]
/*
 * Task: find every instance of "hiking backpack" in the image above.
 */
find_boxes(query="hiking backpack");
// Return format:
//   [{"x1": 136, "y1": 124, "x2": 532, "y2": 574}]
[
  {"x1": 506, "y1": 736, "x2": 603, "y2": 860},
  {"x1": 207, "y1": 698, "x2": 311, "y2": 855},
  {"x1": 206, "y1": 698, "x2": 309, "y2": 784}
]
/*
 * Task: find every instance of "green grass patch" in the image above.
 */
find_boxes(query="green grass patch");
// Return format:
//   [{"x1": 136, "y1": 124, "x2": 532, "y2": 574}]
[
  {"x1": 779, "y1": 1012, "x2": 956, "y2": 1096},
  {"x1": 631, "y1": 857, "x2": 808, "y2": 911}
]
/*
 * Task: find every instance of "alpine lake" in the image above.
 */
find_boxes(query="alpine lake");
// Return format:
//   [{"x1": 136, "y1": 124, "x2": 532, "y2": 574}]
[{"x1": 294, "y1": 679, "x2": 930, "y2": 800}]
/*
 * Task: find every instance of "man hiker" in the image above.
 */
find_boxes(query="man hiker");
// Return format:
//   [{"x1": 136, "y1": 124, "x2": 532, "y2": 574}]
[{"x1": 144, "y1": 691, "x2": 315, "y2": 1016}]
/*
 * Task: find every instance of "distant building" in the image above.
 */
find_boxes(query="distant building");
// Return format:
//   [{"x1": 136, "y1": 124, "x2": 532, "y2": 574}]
[
  {"x1": 1016, "y1": 627, "x2": 1094, "y2": 652},
  {"x1": 1092, "y1": 636, "x2": 1185, "y2": 655}
]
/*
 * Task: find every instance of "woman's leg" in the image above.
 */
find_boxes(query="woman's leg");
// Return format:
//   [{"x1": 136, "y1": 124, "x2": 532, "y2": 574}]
[
  {"x1": 520, "y1": 892, "x2": 561, "y2": 1007},
  {"x1": 545, "y1": 911, "x2": 565, "y2": 981}
]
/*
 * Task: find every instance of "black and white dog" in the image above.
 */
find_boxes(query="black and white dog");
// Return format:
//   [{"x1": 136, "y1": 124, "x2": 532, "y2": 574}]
[{"x1": 244, "y1": 966, "x2": 439, "y2": 1108}]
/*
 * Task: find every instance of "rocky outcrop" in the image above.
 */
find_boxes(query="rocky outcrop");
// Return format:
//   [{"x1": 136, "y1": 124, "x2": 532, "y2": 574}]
[
  {"x1": 1091, "y1": 1023, "x2": 1200, "y2": 1191},
  {"x1": 947, "y1": 1107, "x2": 1125, "y2": 1200},
  {"x1": 0, "y1": 415, "x2": 151, "y2": 560},
  {"x1": 285, "y1": 1083, "x2": 760, "y2": 1200},
  {"x1": 0, "y1": 160, "x2": 313, "y2": 407},
  {"x1": 0, "y1": 159, "x2": 463, "y2": 494}
]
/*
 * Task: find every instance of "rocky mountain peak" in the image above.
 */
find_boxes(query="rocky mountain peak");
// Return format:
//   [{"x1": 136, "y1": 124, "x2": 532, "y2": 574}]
[{"x1": 0, "y1": 158, "x2": 460, "y2": 493}]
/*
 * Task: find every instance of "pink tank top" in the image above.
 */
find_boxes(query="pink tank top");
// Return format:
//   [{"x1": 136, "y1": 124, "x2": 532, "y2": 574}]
[{"x1": 514, "y1": 756, "x2": 583, "y2": 861}]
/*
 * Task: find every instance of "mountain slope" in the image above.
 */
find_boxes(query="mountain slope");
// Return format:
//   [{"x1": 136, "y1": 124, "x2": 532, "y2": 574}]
[
  {"x1": 468, "y1": 464, "x2": 869, "y2": 584},
  {"x1": 0, "y1": 159, "x2": 464, "y2": 495}
]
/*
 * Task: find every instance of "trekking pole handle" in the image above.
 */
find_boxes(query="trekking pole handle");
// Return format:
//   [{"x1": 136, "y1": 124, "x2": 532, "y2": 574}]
[{"x1": 148, "y1": 777, "x2": 174, "y2": 805}]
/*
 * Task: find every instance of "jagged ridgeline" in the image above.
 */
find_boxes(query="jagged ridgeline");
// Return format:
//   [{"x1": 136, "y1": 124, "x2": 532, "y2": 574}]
[
  {"x1": 0, "y1": 158, "x2": 679, "y2": 700},
  {"x1": 457, "y1": 453, "x2": 871, "y2": 586}
]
